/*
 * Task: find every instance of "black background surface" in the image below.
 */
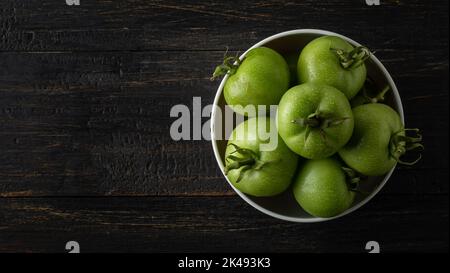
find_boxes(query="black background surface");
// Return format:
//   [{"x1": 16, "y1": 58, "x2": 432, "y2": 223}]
[{"x1": 0, "y1": 0, "x2": 448, "y2": 252}]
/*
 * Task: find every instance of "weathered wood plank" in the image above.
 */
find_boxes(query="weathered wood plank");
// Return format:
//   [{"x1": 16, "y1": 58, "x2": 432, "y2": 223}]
[
  {"x1": 0, "y1": 49, "x2": 448, "y2": 196},
  {"x1": 0, "y1": 195, "x2": 447, "y2": 252},
  {"x1": 0, "y1": 0, "x2": 448, "y2": 254},
  {"x1": 0, "y1": 50, "x2": 447, "y2": 196},
  {"x1": 0, "y1": 0, "x2": 448, "y2": 51},
  {"x1": 0, "y1": 49, "x2": 448, "y2": 91}
]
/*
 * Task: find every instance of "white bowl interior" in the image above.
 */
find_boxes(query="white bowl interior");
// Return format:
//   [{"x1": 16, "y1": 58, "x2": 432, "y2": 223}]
[{"x1": 211, "y1": 29, "x2": 404, "y2": 222}]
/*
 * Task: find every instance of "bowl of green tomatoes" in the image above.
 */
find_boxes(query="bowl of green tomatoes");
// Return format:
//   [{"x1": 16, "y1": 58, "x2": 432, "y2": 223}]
[{"x1": 211, "y1": 29, "x2": 423, "y2": 222}]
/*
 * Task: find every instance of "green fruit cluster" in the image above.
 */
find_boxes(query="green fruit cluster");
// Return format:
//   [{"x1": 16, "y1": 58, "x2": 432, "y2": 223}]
[{"x1": 212, "y1": 35, "x2": 423, "y2": 218}]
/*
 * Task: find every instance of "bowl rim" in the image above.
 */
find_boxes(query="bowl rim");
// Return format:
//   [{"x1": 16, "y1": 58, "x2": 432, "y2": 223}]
[{"x1": 210, "y1": 29, "x2": 404, "y2": 223}]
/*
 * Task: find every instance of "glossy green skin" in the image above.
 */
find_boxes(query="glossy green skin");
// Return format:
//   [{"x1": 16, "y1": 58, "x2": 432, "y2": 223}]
[
  {"x1": 224, "y1": 47, "x2": 290, "y2": 116},
  {"x1": 298, "y1": 36, "x2": 367, "y2": 99},
  {"x1": 293, "y1": 158, "x2": 355, "y2": 218},
  {"x1": 277, "y1": 82, "x2": 354, "y2": 159},
  {"x1": 339, "y1": 103, "x2": 404, "y2": 176},
  {"x1": 225, "y1": 117, "x2": 298, "y2": 197}
]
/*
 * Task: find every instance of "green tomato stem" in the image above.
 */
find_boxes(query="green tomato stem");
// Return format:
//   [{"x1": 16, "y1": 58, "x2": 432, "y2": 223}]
[
  {"x1": 320, "y1": 117, "x2": 350, "y2": 129},
  {"x1": 371, "y1": 85, "x2": 390, "y2": 103},
  {"x1": 292, "y1": 113, "x2": 349, "y2": 130},
  {"x1": 210, "y1": 56, "x2": 241, "y2": 81},
  {"x1": 224, "y1": 157, "x2": 256, "y2": 174},
  {"x1": 331, "y1": 46, "x2": 371, "y2": 70},
  {"x1": 341, "y1": 166, "x2": 366, "y2": 191},
  {"x1": 224, "y1": 143, "x2": 280, "y2": 183},
  {"x1": 292, "y1": 111, "x2": 349, "y2": 146},
  {"x1": 351, "y1": 82, "x2": 390, "y2": 108},
  {"x1": 292, "y1": 115, "x2": 320, "y2": 128},
  {"x1": 224, "y1": 143, "x2": 258, "y2": 183},
  {"x1": 390, "y1": 128, "x2": 424, "y2": 165}
]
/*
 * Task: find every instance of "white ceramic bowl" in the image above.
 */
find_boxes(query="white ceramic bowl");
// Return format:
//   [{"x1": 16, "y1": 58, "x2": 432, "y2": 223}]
[{"x1": 211, "y1": 29, "x2": 404, "y2": 223}]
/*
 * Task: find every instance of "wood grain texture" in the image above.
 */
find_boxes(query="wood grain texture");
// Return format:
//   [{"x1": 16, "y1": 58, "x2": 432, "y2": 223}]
[
  {"x1": 0, "y1": 50, "x2": 448, "y2": 196},
  {"x1": 0, "y1": 195, "x2": 448, "y2": 253},
  {"x1": 0, "y1": 0, "x2": 448, "y2": 51},
  {"x1": 0, "y1": 0, "x2": 448, "y2": 252}
]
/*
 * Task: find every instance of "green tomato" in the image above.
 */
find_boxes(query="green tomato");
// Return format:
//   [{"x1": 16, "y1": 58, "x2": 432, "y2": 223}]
[
  {"x1": 339, "y1": 103, "x2": 423, "y2": 176},
  {"x1": 224, "y1": 117, "x2": 298, "y2": 197},
  {"x1": 214, "y1": 47, "x2": 290, "y2": 116},
  {"x1": 277, "y1": 82, "x2": 354, "y2": 159},
  {"x1": 298, "y1": 36, "x2": 369, "y2": 99},
  {"x1": 293, "y1": 158, "x2": 355, "y2": 218}
]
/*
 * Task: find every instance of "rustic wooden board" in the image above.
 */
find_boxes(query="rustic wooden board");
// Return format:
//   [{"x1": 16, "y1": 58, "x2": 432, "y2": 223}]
[
  {"x1": 0, "y1": 0, "x2": 448, "y2": 51},
  {"x1": 0, "y1": 0, "x2": 448, "y2": 252},
  {"x1": 0, "y1": 51, "x2": 447, "y2": 196},
  {"x1": 0, "y1": 195, "x2": 448, "y2": 253}
]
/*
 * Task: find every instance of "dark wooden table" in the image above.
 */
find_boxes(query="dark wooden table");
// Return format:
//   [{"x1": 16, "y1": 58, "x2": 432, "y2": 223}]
[{"x1": 0, "y1": 0, "x2": 448, "y2": 253}]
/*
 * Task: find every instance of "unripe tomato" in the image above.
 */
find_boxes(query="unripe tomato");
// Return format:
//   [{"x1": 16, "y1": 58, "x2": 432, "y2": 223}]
[
  {"x1": 293, "y1": 158, "x2": 355, "y2": 218},
  {"x1": 277, "y1": 82, "x2": 354, "y2": 159},
  {"x1": 225, "y1": 117, "x2": 298, "y2": 197},
  {"x1": 298, "y1": 36, "x2": 369, "y2": 99},
  {"x1": 339, "y1": 103, "x2": 423, "y2": 176},
  {"x1": 214, "y1": 47, "x2": 290, "y2": 116}
]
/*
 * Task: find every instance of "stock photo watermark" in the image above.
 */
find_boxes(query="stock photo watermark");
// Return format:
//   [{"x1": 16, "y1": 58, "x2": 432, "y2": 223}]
[
  {"x1": 169, "y1": 97, "x2": 279, "y2": 151},
  {"x1": 66, "y1": 0, "x2": 80, "y2": 5},
  {"x1": 65, "y1": 241, "x2": 80, "y2": 253},
  {"x1": 365, "y1": 241, "x2": 381, "y2": 253},
  {"x1": 365, "y1": 0, "x2": 380, "y2": 5}
]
